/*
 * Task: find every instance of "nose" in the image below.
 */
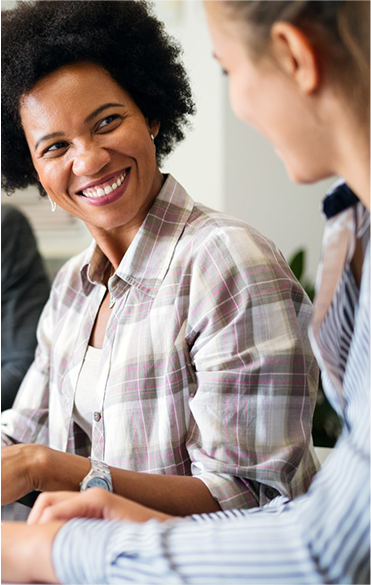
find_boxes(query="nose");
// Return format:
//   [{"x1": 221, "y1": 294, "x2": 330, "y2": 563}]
[{"x1": 72, "y1": 142, "x2": 111, "y2": 177}]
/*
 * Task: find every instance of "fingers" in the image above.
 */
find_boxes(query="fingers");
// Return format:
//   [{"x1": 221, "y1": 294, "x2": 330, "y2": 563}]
[
  {"x1": 28, "y1": 491, "x2": 75, "y2": 525},
  {"x1": 28, "y1": 489, "x2": 175, "y2": 527},
  {"x1": 30, "y1": 488, "x2": 110, "y2": 525}
]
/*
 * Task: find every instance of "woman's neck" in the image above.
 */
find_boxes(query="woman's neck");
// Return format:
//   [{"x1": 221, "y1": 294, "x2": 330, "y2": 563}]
[
  {"x1": 343, "y1": 146, "x2": 370, "y2": 210},
  {"x1": 336, "y1": 112, "x2": 370, "y2": 210}
]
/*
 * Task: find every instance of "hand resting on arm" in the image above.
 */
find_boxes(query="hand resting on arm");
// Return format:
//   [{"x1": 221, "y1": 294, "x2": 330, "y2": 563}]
[{"x1": 27, "y1": 489, "x2": 175, "y2": 525}]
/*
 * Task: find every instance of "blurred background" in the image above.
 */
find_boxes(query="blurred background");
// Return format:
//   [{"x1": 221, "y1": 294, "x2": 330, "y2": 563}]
[{"x1": 1, "y1": 0, "x2": 339, "y2": 444}]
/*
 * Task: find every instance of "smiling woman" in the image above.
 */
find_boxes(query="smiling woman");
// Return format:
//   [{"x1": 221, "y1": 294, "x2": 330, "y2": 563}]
[
  {"x1": 20, "y1": 62, "x2": 163, "y2": 247},
  {"x1": 1, "y1": 0, "x2": 319, "y2": 521}
]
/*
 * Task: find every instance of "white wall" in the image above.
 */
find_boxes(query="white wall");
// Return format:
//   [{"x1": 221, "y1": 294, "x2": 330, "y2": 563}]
[{"x1": 153, "y1": 0, "x2": 225, "y2": 211}]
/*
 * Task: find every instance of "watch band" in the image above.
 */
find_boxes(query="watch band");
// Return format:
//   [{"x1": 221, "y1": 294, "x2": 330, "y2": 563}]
[{"x1": 80, "y1": 458, "x2": 113, "y2": 492}]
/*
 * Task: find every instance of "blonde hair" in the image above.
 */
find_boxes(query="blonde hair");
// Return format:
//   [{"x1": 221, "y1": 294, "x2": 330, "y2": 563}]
[{"x1": 223, "y1": 1, "x2": 370, "y2": 117}]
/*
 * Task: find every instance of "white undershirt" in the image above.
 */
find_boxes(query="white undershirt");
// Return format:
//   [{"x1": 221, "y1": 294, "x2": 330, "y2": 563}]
[{"x1": 72, "y1": 345, "x2": 102, "y2": 441}]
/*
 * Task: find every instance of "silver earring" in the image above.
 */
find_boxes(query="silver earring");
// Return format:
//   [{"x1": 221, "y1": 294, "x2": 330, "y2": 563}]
[
  {"x1": 150, "y1": 134, "x2": 156, "y2": 150},
  {"x1": 48, "y1": 195, "x2": 56, "y2": 213}
]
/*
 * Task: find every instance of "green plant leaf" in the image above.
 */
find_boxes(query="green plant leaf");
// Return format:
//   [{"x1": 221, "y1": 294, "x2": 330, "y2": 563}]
[{"x1": 289, "y1": 249, "x2": 305, "y2": 282}]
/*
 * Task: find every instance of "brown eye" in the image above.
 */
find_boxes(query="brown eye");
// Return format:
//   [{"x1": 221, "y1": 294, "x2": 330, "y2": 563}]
[
  {"x1": 97, "y1": 115, "x2": 121, "y2": 131},
  {"x1": 43, "y1": 141, "x2": 68, "y2": 156}
]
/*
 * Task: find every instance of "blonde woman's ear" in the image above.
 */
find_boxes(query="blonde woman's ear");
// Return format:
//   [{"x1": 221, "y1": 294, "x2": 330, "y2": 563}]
[{"x1": 270, "y1": 22, "x2": 320, "y2": 94}]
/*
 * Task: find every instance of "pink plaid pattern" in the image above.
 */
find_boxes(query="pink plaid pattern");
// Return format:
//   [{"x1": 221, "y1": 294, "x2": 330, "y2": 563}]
[{"x1": 1, "y1": 175, "x2": 319, "y2": 510}]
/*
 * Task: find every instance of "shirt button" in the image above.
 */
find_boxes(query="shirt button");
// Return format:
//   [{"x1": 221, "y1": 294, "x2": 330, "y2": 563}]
[{"x1": 93, "y1": 411, "x2": 101, "y2": 422}]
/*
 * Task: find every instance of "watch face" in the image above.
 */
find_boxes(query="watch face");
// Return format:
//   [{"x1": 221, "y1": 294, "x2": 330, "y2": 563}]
[{"x1": 86, "y1": 477, "x2": 110, "y2": 490}]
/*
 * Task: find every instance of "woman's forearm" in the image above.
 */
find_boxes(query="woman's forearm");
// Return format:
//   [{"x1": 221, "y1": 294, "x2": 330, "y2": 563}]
[
  {"x1": 47, "y1": 450, "x2": 221, "y2": 515},
  {"x1": 11, "y1": 445, "x2": 221, "y2": 516},
  {"x1": 109, "y1": 468, "x2": 221, "y2": 515},
  {"x1": 1, "y1": 522, "x2": 62, "y2": 584}
]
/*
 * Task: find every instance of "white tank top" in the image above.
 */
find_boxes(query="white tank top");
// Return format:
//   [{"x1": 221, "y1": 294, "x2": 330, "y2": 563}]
[{"x1": 72, "y1": 345, "x2": 102, "y2": 441}]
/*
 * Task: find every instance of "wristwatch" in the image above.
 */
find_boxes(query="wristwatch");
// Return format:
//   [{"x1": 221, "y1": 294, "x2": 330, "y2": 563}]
[{"x1": 80, "y1": 458, "x2": 113, "y2": 492}]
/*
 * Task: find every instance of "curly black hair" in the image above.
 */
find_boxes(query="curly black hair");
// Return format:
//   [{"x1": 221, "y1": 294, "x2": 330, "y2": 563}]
[{"x1": 1, "y1": 0, "x2": 195, "y2": 196}]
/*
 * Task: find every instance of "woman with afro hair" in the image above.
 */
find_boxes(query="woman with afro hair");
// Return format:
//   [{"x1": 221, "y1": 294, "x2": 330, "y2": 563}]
[{"x1": 1, "y1": 0, "x2": 319, "y2": 517}]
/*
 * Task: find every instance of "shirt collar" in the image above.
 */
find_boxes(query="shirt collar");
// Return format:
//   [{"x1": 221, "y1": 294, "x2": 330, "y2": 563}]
[
  {"x1": 322, "y1": 179, "x2": 359, "y2": 219},
  {"x1": 80, "y1": 174, "x2": 194, "y2": 297}
]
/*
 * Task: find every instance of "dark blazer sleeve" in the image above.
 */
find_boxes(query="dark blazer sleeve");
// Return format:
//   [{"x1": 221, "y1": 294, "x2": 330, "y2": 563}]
[{"x1": 1, "y1": 204, "x2": 50, "y2": 410}]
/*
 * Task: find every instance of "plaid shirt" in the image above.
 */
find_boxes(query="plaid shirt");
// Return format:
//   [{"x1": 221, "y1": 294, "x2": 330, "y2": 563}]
[{"x1": 1, "y1": 175, "x2": 319, "y2": 510}]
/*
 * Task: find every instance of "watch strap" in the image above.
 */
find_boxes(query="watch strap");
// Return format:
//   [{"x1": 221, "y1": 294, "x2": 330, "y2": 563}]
[{"x1": 80, "y1": 457, "x2": 113, "y2": 492}]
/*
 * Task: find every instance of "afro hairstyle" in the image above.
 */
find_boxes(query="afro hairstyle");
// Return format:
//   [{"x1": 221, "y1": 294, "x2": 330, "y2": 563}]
[{"x1": 1, "y1": 0, "x2": 195, "y2": 196}]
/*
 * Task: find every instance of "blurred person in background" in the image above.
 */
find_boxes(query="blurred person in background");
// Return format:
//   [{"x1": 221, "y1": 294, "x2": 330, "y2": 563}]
[{"x1": 1, "y1": 204, "x2": 50, "y2": 411}]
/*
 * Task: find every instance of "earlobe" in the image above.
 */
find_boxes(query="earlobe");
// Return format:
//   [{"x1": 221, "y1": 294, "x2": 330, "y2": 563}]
[
  {"x1": 271, "y1": 22, "x2": 320, "y2": 94},
  {"x1": 147, "y1": 120, "x2": 160, "y2": 139}
]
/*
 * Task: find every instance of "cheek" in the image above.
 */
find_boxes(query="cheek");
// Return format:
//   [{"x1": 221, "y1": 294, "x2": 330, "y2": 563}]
[
  {"x1": 36, "y1": 164, "x2": 65, "y2": 196},
  {"x1": 228, "y1": 75, "x2": 264, "y2": 130},
  {"x1": 229, "y1": 82, "x2": 251, "y2": 125}
]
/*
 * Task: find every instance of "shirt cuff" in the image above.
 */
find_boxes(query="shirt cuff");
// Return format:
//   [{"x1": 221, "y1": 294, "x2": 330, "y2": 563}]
[
  {"x1": 1, "y1": 431, "x2": 14, "y2": 447},
  {"x1": 53, "y1": 518, "x2": 113, "y2": 584},
  {"x1": 195, "y1": 472, "x2": 259, "y2": 510}
]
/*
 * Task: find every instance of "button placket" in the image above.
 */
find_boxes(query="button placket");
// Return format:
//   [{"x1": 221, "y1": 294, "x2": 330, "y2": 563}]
[{"x1": 92, "y1": 411, "x2": 104, "y2": 460}]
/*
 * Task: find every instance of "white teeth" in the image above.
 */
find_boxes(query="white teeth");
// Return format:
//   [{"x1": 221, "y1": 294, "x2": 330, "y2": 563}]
[{"x1": 82, "y1": 171, "x2": 127, "y2": 198}]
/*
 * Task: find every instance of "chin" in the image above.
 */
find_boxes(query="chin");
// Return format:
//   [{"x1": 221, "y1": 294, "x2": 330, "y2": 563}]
[{"x1": 285, "y1": 164, "x2": 330, "y2": 186}]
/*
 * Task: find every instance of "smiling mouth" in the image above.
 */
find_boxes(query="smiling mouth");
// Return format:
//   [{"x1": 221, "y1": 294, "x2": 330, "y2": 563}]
[{"x1": 78, "y1": 168, "x2": 130, "y2": 199}]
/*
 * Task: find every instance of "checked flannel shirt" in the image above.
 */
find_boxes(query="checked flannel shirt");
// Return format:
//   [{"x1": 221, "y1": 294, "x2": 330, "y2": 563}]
[{"x1": 1, "y1": 174, "x2": 319, "y2": 510}]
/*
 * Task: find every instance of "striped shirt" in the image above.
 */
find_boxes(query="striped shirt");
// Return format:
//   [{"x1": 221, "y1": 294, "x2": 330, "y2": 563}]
[
  {"x1": 1, "y1": 174, "x2": 319, "y2": 510},
  {"x1": 52, "y1": 190, "x2": 370, "y2": 584}
]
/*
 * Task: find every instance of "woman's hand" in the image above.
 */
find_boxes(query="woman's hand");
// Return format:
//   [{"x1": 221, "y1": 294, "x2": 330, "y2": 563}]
[
  {"x1": 1, "y1": 444, "x2": 46, "y2": 505},
  {"x1": 1, "y1": 444, "x2": 92, "y2": 506},
  {"x1": 28, "y1": 488, "x2": 175, "y2": 525},
  {"x1": 1, "y1": 521, "x2": 63, "y2": 584}
]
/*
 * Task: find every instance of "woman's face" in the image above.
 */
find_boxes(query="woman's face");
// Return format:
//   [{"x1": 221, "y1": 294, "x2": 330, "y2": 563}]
[
  {"x1": 204, "y1": 2, "x2": 334, "y2": 185},
  {"x1": 20, "y1": 62, "x2": 163, "y2": 234}
]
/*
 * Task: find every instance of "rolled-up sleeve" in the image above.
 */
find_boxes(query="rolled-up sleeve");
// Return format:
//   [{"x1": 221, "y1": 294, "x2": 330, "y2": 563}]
[{"x1": 186, "y1": 227, "x2": 319, "y2": 509}]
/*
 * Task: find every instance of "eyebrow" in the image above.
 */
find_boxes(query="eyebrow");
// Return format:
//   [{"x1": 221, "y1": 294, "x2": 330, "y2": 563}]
[
  {"x1": 84, "y1": 102, "x2": 125, "y2": 123},
  {"x1": 35, "y1": 131, "x2": 64, "y2": 151},
  {"x1": 34, "y1": 102, "x2": 125, "y2": 150}
]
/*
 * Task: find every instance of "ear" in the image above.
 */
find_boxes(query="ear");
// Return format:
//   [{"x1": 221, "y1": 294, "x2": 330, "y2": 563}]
[
  {"x1": 147, "y1": 120, "x2": 161, "y2": 138},
  {"x1": 270, "y1": 22, "x2": 320, "y2": 94}
]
